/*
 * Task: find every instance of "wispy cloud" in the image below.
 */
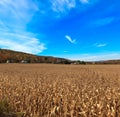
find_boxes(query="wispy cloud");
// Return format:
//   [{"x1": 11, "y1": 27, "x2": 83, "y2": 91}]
[
  {"x1": 64, "y1": 53, "x2": 120, "y2": 61},
  {"x1": 50, "y1": 0, "x2": 76, "y2": 13},
  {"x1": 65, "y1": 35, "x2": 76, "y2": 44},
  {"x1": 50, "y1": 0, "x2": 99, "y2": 17},
  {"x1": 78, "y1": 53, "x2": 120, "y2": 61},
  {"x1": 0, "y1": 32, "x2": 46, "y2": 54},
  {"x1": 93, "y1": 17, "x2": 115, "y2": 27},
  {"x1": 64, "y1": 51, "x2": 69, "y2": 53},
  {"x1": 0, "y1": 0, "x2": 47, "y2": 54},
  {"x1": 0, "y1": 0, "x2": 39, "y2": 28},
  {"x1": 94, "y1": 43, "x2": 107, "y2": 47}
]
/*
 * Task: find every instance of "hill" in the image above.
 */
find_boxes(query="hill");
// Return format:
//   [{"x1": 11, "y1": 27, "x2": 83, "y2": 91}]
[
  {"x1": 0, "y1": 49, "x2": 120, "y2": 64},
  {"x1": 0, "y1": 49, "x2": 71, "y2": 64},
  {"x1": 95, "y1": 59, "x2": 120, "y2": 64}
]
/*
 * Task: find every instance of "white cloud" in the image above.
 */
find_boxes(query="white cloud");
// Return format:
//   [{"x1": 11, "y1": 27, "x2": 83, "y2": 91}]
[
  {"x1": 93, "y1": 17, "x2": 115, "y2": 27},
  {"x1": 0, "y1": 0, "x2": 39, "y2": 31},
  {"x1": 0, "y1": 0, "x2": 47, "y2": 54},
  {"x1": 0, "y1": 32, "x2": 46, "y2": 54},
  {"x1": 49, "y1": 0, "x2": 99, "y2": 18},
  {"x1": 97, "y1": 44, "x2": 107, "y2": 47},
  {"x1": 0, "y1": 0, "x2": 39, "y2": 27},
  {"x1": 50, "y1": 0, "x2": 76, "y2": 13},
  {"x1": 65, "y1": 35, "x2": 76, "y2": 44},
  {"x1": 78, "y1": 53, "x2": 120, "y2": 61},
  {"x1": 64, "y1": 51, "x2": 69, "y2": 53},
  {"x1": 94, "y1": 43, "x2": 107, "y2": 47},
  {"x1": 64, "y1": 53, "x2": 120, "y2": 61}
]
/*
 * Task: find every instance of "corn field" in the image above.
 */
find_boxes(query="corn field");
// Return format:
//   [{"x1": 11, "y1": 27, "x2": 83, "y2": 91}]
[{"x1": 0, "y1": 64, "x2": 120, "y2": 117}]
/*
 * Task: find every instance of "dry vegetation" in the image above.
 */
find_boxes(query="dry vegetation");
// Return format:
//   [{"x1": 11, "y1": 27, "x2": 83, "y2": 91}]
[{"x1": 0, "y1": 64, "x2": 120, "y2": 117}]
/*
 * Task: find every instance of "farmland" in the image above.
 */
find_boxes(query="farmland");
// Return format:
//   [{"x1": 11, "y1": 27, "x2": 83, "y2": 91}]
[{"x1": 0, "y1": 64, "x2": 120, "y2": 117}]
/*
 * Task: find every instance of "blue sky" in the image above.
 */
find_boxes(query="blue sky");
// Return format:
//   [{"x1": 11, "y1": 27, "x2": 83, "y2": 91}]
[{"x1": 0, "y1": 0, "x2": 120, "y2": 61}]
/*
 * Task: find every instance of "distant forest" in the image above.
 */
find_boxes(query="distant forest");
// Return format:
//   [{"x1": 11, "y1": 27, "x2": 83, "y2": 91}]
[{"x1": 0, "y1": 49, "x2": 120, "y2": 64}]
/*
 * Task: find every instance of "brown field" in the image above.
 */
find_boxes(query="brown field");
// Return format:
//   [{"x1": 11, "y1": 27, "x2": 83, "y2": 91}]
[{"x1": 0, "y1": 64, "x2": 120, "y2": 117}]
